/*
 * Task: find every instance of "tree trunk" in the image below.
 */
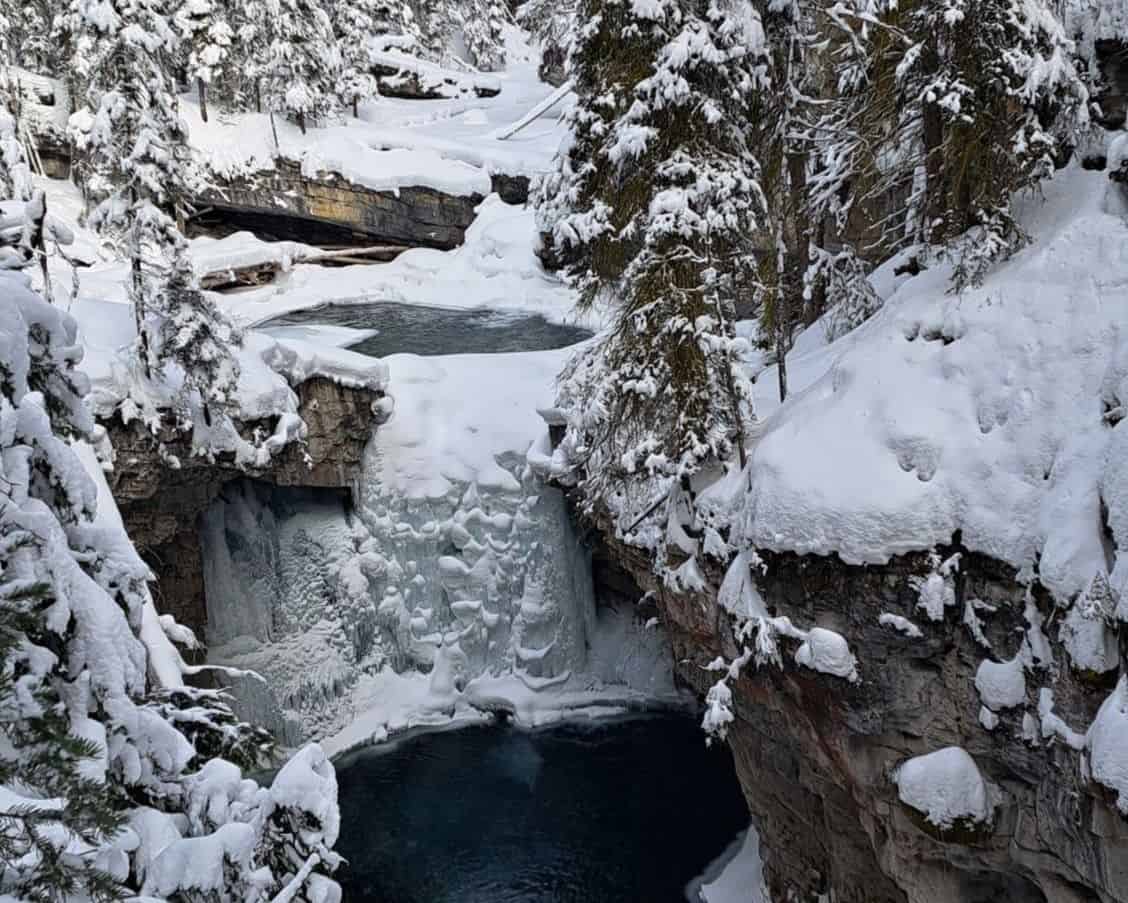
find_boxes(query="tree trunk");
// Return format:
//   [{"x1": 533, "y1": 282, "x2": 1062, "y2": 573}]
[
  {"x1": 776, "y1": 324, "x2": 789, "y2": 403},
  {"x1": 197, "y1": 78, "x2": 209, "y2": 123},
  {"x1": 254, "y1": 80, "x2": 262, "y2": 114},
  {"x1": 352, "y1": 98, "x2": 358, "y2": 118},
  {"x1": 131, "y1": 254, "x2": 152, "y2": 380},
  {"x1": 297, "y1": 111, "x2": 306, "y2": 135},
  {"x1": 922, "y1": 99, "x2": 944, "y2": 240}
]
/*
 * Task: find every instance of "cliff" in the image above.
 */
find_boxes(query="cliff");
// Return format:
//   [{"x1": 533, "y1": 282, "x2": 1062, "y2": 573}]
[{"x1": 599, "y1": 531, "x2": 1128, "y2": 903}]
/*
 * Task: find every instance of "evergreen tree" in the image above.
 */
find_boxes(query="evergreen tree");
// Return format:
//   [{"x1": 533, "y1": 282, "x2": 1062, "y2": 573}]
[
  {"x1": 460, "y1": 0, "x2": 506, "y2": 71},
  {"x1": 809, "y1": 0, "x2": 1088, "y2": 290},
  {"x1": 157, "y1": 246, "x2": 244, "y2": 425},
  {"x1": 0, "y1": 260, "x2": 342, "y2": 903},
  {"x1": 332, "y1": 0, "x2": 382, "y2": 116},
  {"x1": 68, "y1": 0, "x2": 200, "y2": 374},
  {"x1": 175, "y1": 0, "x2": 234, "y2": 122},
  {"x1": 542, "y1": 0, "x2": 762, "y2": 559},
  {"x1": 260, "y1": 0, "x2": 341, "y2": 133}
]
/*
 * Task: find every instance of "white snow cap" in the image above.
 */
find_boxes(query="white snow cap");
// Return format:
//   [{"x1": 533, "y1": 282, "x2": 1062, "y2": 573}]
[
  {"x1": 794, "y1": 627, "x2": 859, "y2": 683},
  {"x1": 974, "y1": 655, "x2": 1027, "y2": 711},
  {"x1": 895, "y1": 746, "x2": 996, "y2": 829},
  {"x1": 1088, "y1": 677, "x2": 1128, "y2": 814}
]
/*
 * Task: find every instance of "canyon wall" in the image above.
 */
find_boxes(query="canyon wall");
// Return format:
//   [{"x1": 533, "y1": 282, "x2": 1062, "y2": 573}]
[{"x1": 600, "y1": 531, "x2": 1128, "y2": 903}]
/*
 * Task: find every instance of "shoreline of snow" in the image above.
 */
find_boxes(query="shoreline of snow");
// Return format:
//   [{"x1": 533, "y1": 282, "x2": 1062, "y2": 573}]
[{"x1": 322, "y1": 677, "x2": 695, "y2": 760}]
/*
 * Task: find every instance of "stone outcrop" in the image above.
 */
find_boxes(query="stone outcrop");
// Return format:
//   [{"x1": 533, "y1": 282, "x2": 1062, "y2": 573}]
[
  {"x1": 190, "y1": 161, "x2": 528, "y2": 248},
  {"x1": 597, "y1": 528, "x2": 1128, "y2": 903},
  {"x1": 104, "y1": 377, "x2": 382, "y2": 636}
]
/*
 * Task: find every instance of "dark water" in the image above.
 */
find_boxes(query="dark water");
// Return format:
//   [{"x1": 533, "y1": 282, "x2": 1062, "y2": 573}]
[
  {"x1": 334, "y1": 717, "x2": 748, "y2": 903},
  {"x1": 262, "y1": 301, "x2": 592, "y2": 357}
]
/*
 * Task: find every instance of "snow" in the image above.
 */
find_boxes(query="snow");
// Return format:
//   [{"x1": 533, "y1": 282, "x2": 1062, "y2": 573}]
[
  {"x1": 895, "y1": 747, "x2": 995, "y2": 829},
  {"x1": 183, "y1": 45, "x2": 566, "y2": 196},
  {"x1": 1087, "y1": 676, "x2": 1128, "y2": 813},
  {"x1": 209, "y1": 196, "x2": 581, "y2": 329},
  {"x1": 974, "y1": 655, "x2": 1027, "y2": 711},
  {"x1": 689, "y1": 826, "x2": 768, "y2": 903},
  {"x1": 879, "y1": 613, "x2": 923, "y2": 638},
  {"x1": 732, "y1": 167, "x2": 1128, "y2": 610},
  {"x1": 794, "y1": 627, "x2": 859, "y2": 682}
]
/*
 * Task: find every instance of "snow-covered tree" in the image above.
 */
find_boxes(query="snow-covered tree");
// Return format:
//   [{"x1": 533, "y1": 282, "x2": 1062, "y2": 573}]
[
  {"x1": 518, "y1": 0, "x2": 575, "y2": 83},
  {"x1": 175, "y1": 0, "x2": 234, "y2": 122},
  {"x1": 68, "y1": 0, "x2": 201, "y2": 373},
  {"x1": 0, "y1": 269, "x2": 342, "y2": 902},
  {"x1": 809, "y1": 0, "x2": 1088, "y2": 289},
  {"x1": 543, "y1": 0, "x2": 762, "y2": 557},
  {"x1": 260, "y1": 0, "x2": 341, "y2": 133},
  {"x1": 460, "y1": 0, "x2": 506, "y2": 71},
  {"x1": 157, "y1": 246, "x2": 244, "y2": 425},
  {"x1": 332, "y1": 0, "x2": 382, "y2": 116}
]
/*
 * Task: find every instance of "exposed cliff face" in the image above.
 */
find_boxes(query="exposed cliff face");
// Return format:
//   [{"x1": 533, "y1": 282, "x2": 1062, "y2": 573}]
[
  {"x1": 188, "y1": 160, "x2": 528, "y2": 248},
  {"x1": 103, "y1": 377, "x2": 382, "y2": 635},
  {"x1": 599, "y1": 531, "x2": 1128, "y2": 903}
]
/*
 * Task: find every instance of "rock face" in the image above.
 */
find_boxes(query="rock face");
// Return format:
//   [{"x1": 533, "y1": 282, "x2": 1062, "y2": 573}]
[
  {"x1": 190, "y1": 161, "x2": 528, "y2": 248},
  {"x1": 104, "y1": 377, "x2": 382, "y2": 636},
  {"x1": 599, "y1": 531, "x2": 1128, "y2": 903}
]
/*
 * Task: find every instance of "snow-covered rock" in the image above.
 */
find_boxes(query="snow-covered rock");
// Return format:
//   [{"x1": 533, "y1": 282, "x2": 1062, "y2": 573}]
[
  {"x1": 794, "y1": 627, "x2": 859, "y2": 682},
  {"x1": 1088, "y1": 677, "x2": 1128, "y2": 814},
  {"x1": 895, "y1": 747, "x2": 996, "y2": 830},
  {"x1": 974, "y1": 655, "x2": 1027, "y2": 711}
]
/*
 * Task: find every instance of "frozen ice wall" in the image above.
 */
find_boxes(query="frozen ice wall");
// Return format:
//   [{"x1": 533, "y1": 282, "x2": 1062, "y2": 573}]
[{"x1": 201, "y1": 350, "x2": 677, "y2": 745}]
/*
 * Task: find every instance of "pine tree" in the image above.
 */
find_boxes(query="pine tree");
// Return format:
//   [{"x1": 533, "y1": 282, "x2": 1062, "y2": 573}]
[
  {"x1": 175, "y1": 0, "x2": 234, "y2": 122},
  {"x1": 460, "y1": 0, "x2": 506, "y2": 71},
  {"x1": 333, "y1": 0, "x2": 382, "y2": 116},
  {"x1": 0, "y1": 263, "x2": 343, "y2": 903},
  {"x1": 809, "y1": 0, "x2": 1088, "y2": 290},
  {"x1": 157, "y1": 246, "x2": 244, "y2": 425},
  {"x1": 68, "y1": 0, "x2": 201, "y2": 375},
  {"x1": 260, "y1": 0, "x2": 341, "y2": 133},
  {"x1": 542, "y1": 0, "x2": 762, "y2": 556}
]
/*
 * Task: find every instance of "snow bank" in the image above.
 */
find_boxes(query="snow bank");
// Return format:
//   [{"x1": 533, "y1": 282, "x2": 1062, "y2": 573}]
[
  {"x1": 895, "y1": 747, "x2": 995, "y2": 829},
  {"x1": 735, "y1": 168, "x2": 1127, "y2": 608},
  {"x1": 689, "y1": 826, "x2": 768, "y2": 903},
  {"x1": 1088, "y1": 676, "x2": 1128, "y2": 813}
]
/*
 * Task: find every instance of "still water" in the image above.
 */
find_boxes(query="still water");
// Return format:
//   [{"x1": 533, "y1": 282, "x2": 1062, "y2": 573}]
[
  {"x1": 262, "y1": 301, "x2": 592, "y2": 357},
  {"x1": 334, "y1": 716, "x2": 748, "y2": 903}
]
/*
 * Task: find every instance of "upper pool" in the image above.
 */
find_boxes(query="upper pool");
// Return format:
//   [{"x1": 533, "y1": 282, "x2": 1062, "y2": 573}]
[{"x1": 261, "y1": 301, "x2": 593, "y2": 357}]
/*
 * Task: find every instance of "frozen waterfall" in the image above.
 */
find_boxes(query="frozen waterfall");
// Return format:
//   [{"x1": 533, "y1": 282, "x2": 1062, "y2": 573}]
[{"x1": 200, "y1": 350, "x2": 679, "y2": 748}]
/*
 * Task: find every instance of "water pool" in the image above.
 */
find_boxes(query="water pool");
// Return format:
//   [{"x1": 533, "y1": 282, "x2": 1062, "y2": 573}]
[{"x1": 333, "y1": 716, "x2": 748, "y2": 903}]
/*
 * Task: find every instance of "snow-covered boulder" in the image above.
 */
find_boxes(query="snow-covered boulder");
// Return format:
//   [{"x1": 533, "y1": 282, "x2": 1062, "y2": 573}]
[
  {"x1": 974, "y1": 655, "x2": 1027, "y2": 711},
  {"x1": 895, "y1": 747, "x2": 996, "y2": 830},
  {"x1": 794, "y1": 627, "x2": 859, "y2": 683}
]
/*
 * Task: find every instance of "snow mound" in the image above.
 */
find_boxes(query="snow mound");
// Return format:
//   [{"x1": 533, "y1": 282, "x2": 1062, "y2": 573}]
[
  {"x1": 736, "y1": 168, "x2": 1128, "y2": 607},
  {"x1": 878, "y1": 613, "x2": 922, "y2": 638},
  {"x1": 895, "y1": 746, "x2": 995, "y2": 829},
  {"x1": 974, "y1": 655, "x2": 1027, "y2": 711},
  {"x1": 794, "y1": 627, "x2": 859, "y2": 682},
  {"x1": 1088, "y1": 676, "x2": 1128, "y2": 814}
]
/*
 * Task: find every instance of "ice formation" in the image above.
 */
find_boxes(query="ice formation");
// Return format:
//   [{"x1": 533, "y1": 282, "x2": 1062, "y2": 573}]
[{"x1": 201, "y1": 349, "x2": 677, "y2": 746}]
